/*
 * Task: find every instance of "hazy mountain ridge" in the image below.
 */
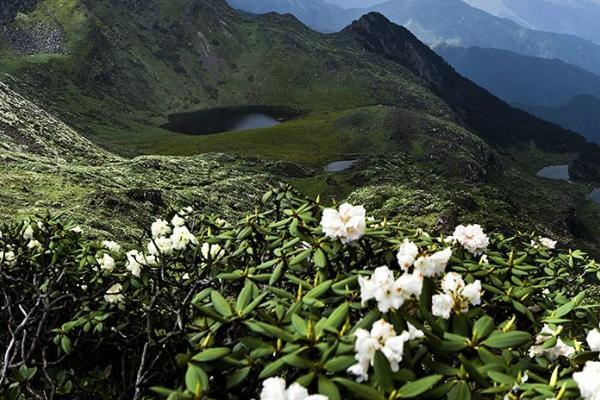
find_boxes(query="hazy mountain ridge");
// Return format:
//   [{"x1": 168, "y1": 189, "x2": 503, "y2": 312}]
[
  {"x1": 519, "y1": 95, "x2": 600, "y2": 144},
  {"x1": 228, "y1": 0, "x2": 600, "y2": 75},
  {"x1": 437, "y1": 46, "x2": 600, "y2": 107},
  {"x1": 462, "y1": 0, "x2": 600, "y2": 44}
]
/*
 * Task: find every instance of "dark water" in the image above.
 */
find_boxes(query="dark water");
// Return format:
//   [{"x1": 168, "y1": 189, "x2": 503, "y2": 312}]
[
  {"x1": 161, "y1": 106, "x2": 299, "y2": 135},
  {"x1": 536, "y1": 165, "x2": 570, "y2": 181},
  {"x1": 589, "y1": 188, "x2": 600, "y2": 203},
  {"x1": 536, "y1": 165, "x2": 600, "y2": 204},
  {"x1": 324, "y1": 160, "x2": 358, "y2": 172}
]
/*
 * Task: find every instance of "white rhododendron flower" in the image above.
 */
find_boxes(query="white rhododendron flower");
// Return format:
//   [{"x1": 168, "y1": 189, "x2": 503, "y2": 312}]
[
  {"x1": 431, "y1": 293, "x2": 453, "y2": 319},
  {"x1": 104, "y1": 283, "x2": 124, "y2": 303},
  {"x1": 0, "y1": 250, "x2": 16, "y2": 267},
  {"x1": 407, "y1": 322, "x2": 425, "y2": 340},
  {"x1": 462, "y1": 280, "x2": 482, "y2": 306},
  {"x1": 102, "y1": 240, "x2": 121, "y2": 253},
  {"x1": 171, "y1": 214, "x2": 186, "y2": 227},
  {"x1": 451, "y1": 224, "x2": 489, "y2": 256},
  {"x1": 171, "y1": 226, "x2": 198, "y2": 250},
  {"x1": 320, "y1": 203, "x2": 366, "y2": 244},
  {"x1": 180, "y1": 206, "x2": 193, "y2": 215},
  {"x1": 574, "y1": 361, "x2": 600, "y2": 400},
  {"x1": 201, "y1": 242, "x2": 222, "y2": 259},
  {"x1": 358, "y1": 266, "x2": 422, "y2": 312},
  {"x1": 27, "y1": 240, "x2": 43, "y2": 252},
  {"x1": 70, "y1": 226, "x2": 83, "y2": 234},
  {"x1": 529, "y1": 325, "x2": 575, "y2": 360},
  {"x1": 539, "y1": 237, "x2": 557, "y2": 249},
  {"x1": 414, "y1": 248, "x2": 452, "y2": 278},
  {"x1": 348, "y1": 319, "x2": 420, "y2": 382},
  {"x1": 148, "y1": 237, "x2": 173, "y2": 255},
  {"x1": 151, "y1": 219, "x2": 171, "y2": 238},
  {"x1": 432, "y1": 273, "x2": 482, "y2": 318},
  {"x1": 125, "y1": 250, "x2": 143, "y2": 277},
  {"x1": 586, "y1": 328, "x2": 600, "y2": 352},
  {"x1": 259, "y1": 377, "x2": 327, "y2": 400},
  {"x1": 397, "y1": 239, "x2": 419, "y2": 270},
  {"x1": 97, "y1": 253, "x2": 115, "y2": 271},
  {"x1": 23, "y1": 225, "x2": 34, "y2": 240}
]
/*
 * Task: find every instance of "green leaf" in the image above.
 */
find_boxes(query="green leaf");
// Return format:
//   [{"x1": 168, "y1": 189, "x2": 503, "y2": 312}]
[
  {"x1": 185, "y1": 364, "x2": 208, "y2": 396},
  {"x1": 472, "y1": 316, "x2": 494, "y2": 341},
  {"x1": 324, "y1": 302, "x2": 349, "y2": 332},
  {"x1": 395, "y1": 375, "x2": 443, "y2": 398},
  {"x1": 333, "y1": 378, "x2": 385, "y2": 400},
  {"x1": 448, "y1": 381, "x2": 471, "y2": 400},
  {"x1": 192, "y1": 347, "x2": 231, "y2": 362},
  {"x1": 373, "y1": 351, "x2": 394, "y2": 392},
  {"x1": 227, "y1": 367, "x2": 251, "y2": 388},
  {"x1": 211, "y1": 290, "x2": 232, "y2": 317},
  {"x1": 305, "y1": 280, "x2": 333, "y2": 299},
  {"x1": 291, "y1": 314, "x2": 308, "y2": 336},
  {"x1": 487, "y1": 371, "x2": 516, "y2": 386},
  {"x1": 236, "y1": 281, "x2": 254, "y2": 314},
  {"x1": 314, "y1": 248, "x2": 327, "y2": 268},
  {"x1": 318, "y1": 376, "x2": 341, "y2": 400},
  {"x1": 61, "y1": 336, "x2": 72, "y2": 355},
  {"x1": 324, "y1": 356, "x2": 356, "y2": 372},
  {"x1": 482, "y1": 331, "x2": 531, "y2": 349}
]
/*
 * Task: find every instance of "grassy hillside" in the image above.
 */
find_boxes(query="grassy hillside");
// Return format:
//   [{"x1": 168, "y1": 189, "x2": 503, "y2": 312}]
[{"x1": 1, "y1": 0, "x2": 600, "y2": 256}]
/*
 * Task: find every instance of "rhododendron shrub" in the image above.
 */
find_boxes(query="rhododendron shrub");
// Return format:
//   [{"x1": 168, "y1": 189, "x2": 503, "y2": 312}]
[{"x1": 1, "y1": 186, "x2": 600, "y2": 400}]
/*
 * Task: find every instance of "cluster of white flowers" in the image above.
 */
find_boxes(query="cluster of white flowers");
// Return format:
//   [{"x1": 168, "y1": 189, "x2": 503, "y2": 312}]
[
  {"x1": 148, "y1": 209, "x2": 198, "y2": 255},
  {"x1": 574, "y1": 362, "x2": 600, "y2": 400},
  {"x1": 531, "y1": 237, "x2": 557, "y2": 249},
  {"x1": 320, "y1": 203, "x2": 366, "y2": 244},
  {"x1": 201, "y1": 242, "x2": 222, "y2": 260},
  {"x1": 104, "y1": 283, "x2": 124, "y2": 304},
  {"x1": 587, "y1": 326, "x2": 600, "y2": 353},
  {"x1": 447, "y1": 224, "x2": 489, "y2": 256},
  {"x1": 0, "y1": 250, "x2": 16, "y2": 267},
  {"x1": 396, "y1": 238, "x2": 450, "y2": 276},
  {"x1": 22, "y1": 223, "x2": 44, "y2": 253},
  {"x1": 528, "y1": 325, "x2": 575, "y2": 360},
  {"x1": 97, "y1": 253, "x2": 116, "y2": 272},
  {"x1": 260, "y1": 377, "x2": 327, "y2": 400},
  {"x1": 431, "y1": 272, "x2": 482, "y2": 319},
  {"x1": 102, "y1": 240, "x2": 121, "y2": 253},
  {"x1": 359, "y1": 266, "x2": 423, "y2": 313},
  {"x1": 125, "y1": 250, "x2": 157, "y2": 277},
  {"x1": 348, "y1": 319, "x2": 423, "y2": 382}
]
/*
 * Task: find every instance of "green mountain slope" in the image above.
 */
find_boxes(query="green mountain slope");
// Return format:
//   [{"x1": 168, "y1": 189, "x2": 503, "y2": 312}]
[{"x1": 1, "y1": 0, "x2": 600, "y2": 254}]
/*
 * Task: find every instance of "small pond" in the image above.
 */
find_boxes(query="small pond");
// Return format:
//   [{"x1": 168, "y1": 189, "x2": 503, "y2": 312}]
[
  {"x1": 536, "y1": 165, "x2": 570, "y2": 181},
  {"x1": 161, "y1": 106, "x2": 299, "y2": 135},
  {"x1": 324, "y1": 159, "x2": 358, "y2": 172},
  {"x1": 536, "y1": 164, "x2": 600, "y2": 205}
]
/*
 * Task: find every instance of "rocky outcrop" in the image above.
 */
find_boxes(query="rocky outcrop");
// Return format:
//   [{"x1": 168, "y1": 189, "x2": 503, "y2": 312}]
[{"x1": 0, "y1": 0, "x2": 38, "y2": 23}]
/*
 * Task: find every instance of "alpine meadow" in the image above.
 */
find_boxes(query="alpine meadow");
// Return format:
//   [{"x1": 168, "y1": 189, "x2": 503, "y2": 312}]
[{"x1": 2, "y1": 0, "x2": 600, "y2": 399}]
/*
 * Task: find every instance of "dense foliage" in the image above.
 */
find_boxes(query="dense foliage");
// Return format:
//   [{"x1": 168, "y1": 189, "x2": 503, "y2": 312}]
[{"x1": 1, "y1": 186, "x2": 600, "y2": 400}]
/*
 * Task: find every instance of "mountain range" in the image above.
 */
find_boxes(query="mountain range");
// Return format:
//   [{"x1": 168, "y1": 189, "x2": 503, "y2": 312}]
[
  {"x1": 227, "y1": 0, "x2": 600, "y2": 75},
  {"x1": 519, "y1": 95, "x2": 600, "y2": 144},
  {"x1": 438, "y1": 46, "x2": 600, "y2": 143},
  {"x1": 1, "y1": 0, "x2": 600, "y2": 255},
  {"x1": 463, "y1": 0, "x2": 600, "y2": 45}
]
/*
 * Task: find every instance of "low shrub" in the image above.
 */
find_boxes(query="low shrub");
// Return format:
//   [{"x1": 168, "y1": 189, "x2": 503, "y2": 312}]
[{"x1": 1, "y1": 185, "x2": 600, "y2": 400}]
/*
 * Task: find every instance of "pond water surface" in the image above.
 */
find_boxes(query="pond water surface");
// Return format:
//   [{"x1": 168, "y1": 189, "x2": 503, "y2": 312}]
[
  {"x1": 536, "y1": 165, "x2": 570, "y2": 181},
  {"x1": 536, "y1": 164, "x2": 600, "y2": 205},
  {"x1": 161, "y1": 106, "x2": 299, "y2": 135},
  {"x1": 324, "y1": 160, "x2": 358, "y2": 172}
]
